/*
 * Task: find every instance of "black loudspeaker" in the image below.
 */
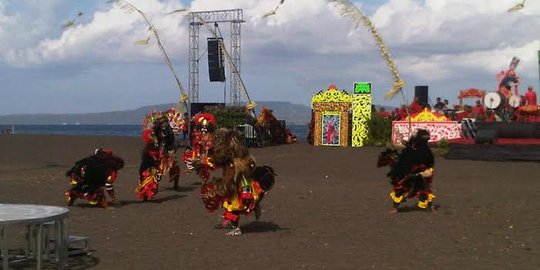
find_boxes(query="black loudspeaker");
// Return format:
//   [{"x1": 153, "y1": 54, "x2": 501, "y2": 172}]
[
  {"x1": 414, "y1": 86, "x2": 429, "y2": 107},
  {"x1": 207, "y1": 38, "x2": 225, "y2": 82},
  {"x1": 475, "y1": 129, "x2": 497, "y2": 144}
]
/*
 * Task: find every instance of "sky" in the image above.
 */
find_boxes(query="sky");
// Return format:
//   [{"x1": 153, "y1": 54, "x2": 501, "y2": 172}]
[{"x1": 0, "y1": 0, "x2": 539, "y2": 115}]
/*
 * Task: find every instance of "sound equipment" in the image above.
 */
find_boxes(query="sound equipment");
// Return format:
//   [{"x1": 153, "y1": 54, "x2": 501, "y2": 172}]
[
  {"x1": 207, "y1": 38, "x2": 225, "y2": 82},
  {"x1": 484, "y1": 92, "x2": 502, "y2": 109},
  {"x1": 414, "y1": 86, "x2": 428, "y2": 107},
  {"x1": 474, "y1": 129, "x2": 497, "y2": 144},
  {"x1": 509, "y1": 95, "x2": 521, "y2": 108}
]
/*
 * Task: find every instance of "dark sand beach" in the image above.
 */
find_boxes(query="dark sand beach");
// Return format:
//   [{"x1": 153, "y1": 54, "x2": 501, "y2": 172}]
[{"x1": 1, "y1": 134, "x2": 539, "y2": 269}]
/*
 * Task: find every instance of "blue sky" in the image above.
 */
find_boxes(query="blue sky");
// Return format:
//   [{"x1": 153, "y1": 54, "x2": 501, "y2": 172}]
[{"x1": 0, "y1": 0, "x2": 539, "y2": 115}]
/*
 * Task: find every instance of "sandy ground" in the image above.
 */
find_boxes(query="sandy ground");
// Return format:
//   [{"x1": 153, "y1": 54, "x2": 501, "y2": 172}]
[{"x1": 0, "y1": 134, "x2": 539, "y2": 269}]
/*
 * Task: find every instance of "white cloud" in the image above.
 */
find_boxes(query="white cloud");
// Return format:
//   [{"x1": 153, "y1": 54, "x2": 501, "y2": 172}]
[{"x1": 0, "y1": 0, "x2": 539, "y2": 114}]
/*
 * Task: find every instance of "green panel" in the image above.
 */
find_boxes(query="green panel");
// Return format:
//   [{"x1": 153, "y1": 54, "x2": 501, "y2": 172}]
[{"x1": 354, "y1": 82, "x2": 372, "y2": 95}]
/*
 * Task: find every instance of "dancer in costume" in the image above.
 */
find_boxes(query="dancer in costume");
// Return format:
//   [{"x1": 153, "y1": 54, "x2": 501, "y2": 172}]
[
  {"x1": 183, "y1": 113, "x2": 216, "y2": 181},
  {"x1": 199, "y1": 128, "x2": 276, "y2": 236},
  {"x1": 378, "y1": 129, "x2": 436, "y2": 213},
  {"x1": 136, "y1": 111, "x2": 182, "y2": 201},
  {"x1": 66, "y1": 149, "x2": 124, "y2": 208},
  {"x1": 153, "y1": 115, "x2": 181, "y2": 189}
]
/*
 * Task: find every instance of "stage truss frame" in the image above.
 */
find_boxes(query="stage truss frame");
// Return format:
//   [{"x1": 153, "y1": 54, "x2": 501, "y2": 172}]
[{"x1": 188, "y1": 9, "x2": 244, "y2": 104}]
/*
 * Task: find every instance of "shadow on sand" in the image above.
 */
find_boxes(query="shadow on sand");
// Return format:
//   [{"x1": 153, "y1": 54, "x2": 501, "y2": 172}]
[
  {"x1": 396, "y1": 204, "x2": 441, "y2": 213},
  {"x1": 164, "y1": 186, "x2": 198, "y2": 192},
  {"x1": 118, "y1": 194, "x2": 186, "y2": 206},
  {"x1": 5, "y1": 253, "x2": 100, "y2": 270},
  {"x1": 240, "y1": 221, "x2": 291, "y2": 234},
  {"x1": 67, "y1": 254, "x2": 100, "y2": 270}
]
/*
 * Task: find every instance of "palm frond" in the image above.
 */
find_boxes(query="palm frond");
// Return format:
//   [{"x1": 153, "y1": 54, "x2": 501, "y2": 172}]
[
  {"x1": 329, "y1": 0, "x2": 405, "y2": 100},
  {"x1": 135, "y1": 36, "x2": 150, "y2": 45},
  {"x1": 507, "y1": 0, "x2": 525, "y2": 12},
  {"x1": 114, "y1": 0, "x2": 189, "y2": 114},
  {"x1": 328, "y1": 0, "x2": 364, "y2": 29},
  {"x1": 262, "y1": 0, "x2": 285, "y2": 18},
  {"x1": 62, "y1": 20, "x2": 75, "y2": 29},
  {"x1": 165, "y1": 8, "x2": 188, "y2": 15}
]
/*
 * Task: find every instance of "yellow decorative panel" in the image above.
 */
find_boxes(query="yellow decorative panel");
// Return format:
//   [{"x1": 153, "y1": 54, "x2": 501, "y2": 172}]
[{"x1": 351, "y1": 94, "x2": 371, "y2": 147}]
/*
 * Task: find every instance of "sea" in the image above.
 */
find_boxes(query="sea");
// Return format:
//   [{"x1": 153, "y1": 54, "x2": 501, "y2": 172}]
[{"x1": 0, "y1": 124, "x2": 309, "y2": 141}]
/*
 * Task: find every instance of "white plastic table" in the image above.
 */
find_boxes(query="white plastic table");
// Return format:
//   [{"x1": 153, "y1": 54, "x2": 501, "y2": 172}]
[{"x1": 0, "y1": 204, "x2": 69, "y2": 269}]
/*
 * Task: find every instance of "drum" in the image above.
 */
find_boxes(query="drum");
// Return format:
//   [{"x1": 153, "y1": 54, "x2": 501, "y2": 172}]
[
  {"x1": 252, "y1": 166, "x2": 276, "y2": 192},
  {"x1": 508, "y1": 95, "x2": 521, "y2": 108},
  {"x1": 484, "y1": 92, "x2": 503, "y2": 109}
]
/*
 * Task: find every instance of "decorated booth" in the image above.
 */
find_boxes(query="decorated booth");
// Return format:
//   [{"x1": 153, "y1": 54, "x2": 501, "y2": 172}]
[
  {"x1": 391, "y1": 108, "x2": 462, "y2": 144},
  {"x1": 311, "y1": 84, "x2": 352, "y2": 147},
  {"x1": 459, "y1": 88, "x2": 486, "y2": 108}
]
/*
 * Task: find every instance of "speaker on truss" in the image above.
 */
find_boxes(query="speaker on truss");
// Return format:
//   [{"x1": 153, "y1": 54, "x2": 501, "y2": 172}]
[
  {"x1": 414, "y1": 85, "x2": 429, "y2": 107},
  {"x1": 207, "y1": 38, "x2": 225, "y2": 82}
]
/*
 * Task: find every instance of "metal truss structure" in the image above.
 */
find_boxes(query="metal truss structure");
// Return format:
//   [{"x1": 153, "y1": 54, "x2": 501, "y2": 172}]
[{"x1": 188, "y1": 9, "x2": 244, "y2": 104}]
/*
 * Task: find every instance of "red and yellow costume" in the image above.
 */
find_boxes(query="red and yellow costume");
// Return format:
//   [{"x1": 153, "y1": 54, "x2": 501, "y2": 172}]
[
  {"x1": 136, "y1": 110, "x2": 182, "y2": 201},
  {"x1": 380, "y1": 129, "x2": 436, "y2": 211},
  {"x1": 66, "y1": 149, "x2": 124, "y2": 208},
  {"x1": 192, "y1": 126, "x2": 276, "y2": 236},
  {"x1": 183, "y1": 113, "x2": 216, "y2": 181}
]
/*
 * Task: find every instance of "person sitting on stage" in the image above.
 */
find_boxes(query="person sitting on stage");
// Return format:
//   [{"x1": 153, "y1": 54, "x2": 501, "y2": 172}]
[
  {"x1": 385, "y1": 129, "x2": 436, "y2": 213},
  {"x1": 409, "y1": 97, "x2": 423, "y2": 114},
  {"x1": 525, "y1": 85, "x2": 537, "y2": 106},
  {"x1": 66, "y1": 149, "x2": 124, "y2": 208},
  {"x1": 434, "y1": 97, "x2": 445, "y2": 112},
  {"x1": 471, "y1": 100, "x2": 486, "y2": 120},
  {"x1": 456, "y1": 105, "x2": 472, "y2": 121}
]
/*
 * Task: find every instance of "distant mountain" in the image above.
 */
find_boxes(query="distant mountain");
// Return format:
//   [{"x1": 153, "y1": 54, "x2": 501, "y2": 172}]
[{"x1": 0, "y1": 101, "x2": 312, "y2": 125}]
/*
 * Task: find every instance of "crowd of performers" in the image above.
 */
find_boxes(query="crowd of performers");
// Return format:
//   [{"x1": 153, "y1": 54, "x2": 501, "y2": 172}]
[
  {"x1": 183, "y1": 113, "x2": 276, "y2": 235},
  {"x1": 65, "y1": 109, "x2": 443, "y2": 239},
  {"x1": 65, "y1": 109, "x2": 276, "y2": 236},
  {"x1": 377, "y1": 129, "x2": 436, "y2": 213}
]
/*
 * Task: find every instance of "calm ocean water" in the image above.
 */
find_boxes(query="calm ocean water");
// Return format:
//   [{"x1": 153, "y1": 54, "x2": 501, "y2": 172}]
[{"x1": 0, "y1": 124, "x2": 309, "y2": 141}]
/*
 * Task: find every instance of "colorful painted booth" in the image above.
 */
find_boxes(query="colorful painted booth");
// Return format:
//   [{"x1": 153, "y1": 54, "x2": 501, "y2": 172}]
[{"x1": 311, "y1": 85, "x2": 352, "y2": 147}]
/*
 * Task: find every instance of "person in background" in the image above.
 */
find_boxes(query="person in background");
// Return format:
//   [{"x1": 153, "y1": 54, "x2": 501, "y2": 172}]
[
  {"x1": 378, "y1": 107, "x2": 390, "y2": 118},
  {"x1": 181, "y1": 112, "x2": 190, "y2": 145},
  {"x1": 434, "y1": 97, "x2": 445, "y2": 112},
  {"x1": 409, "y1": 97, "x2": 423, "y2": 114},
  {"x1": 471, "y1": 100, "x2": 486, "y2": 120},
  {"x1": 525, "y1": 85, "x2": 537, "y2": 106},
  {"x1": 443, "y1": 99, "x2": 450, "y2": 110}
]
